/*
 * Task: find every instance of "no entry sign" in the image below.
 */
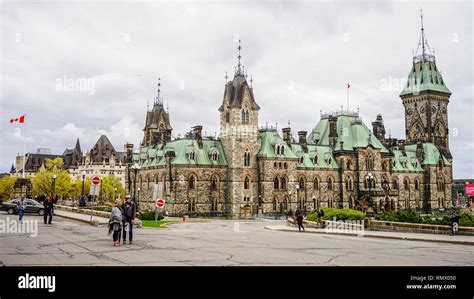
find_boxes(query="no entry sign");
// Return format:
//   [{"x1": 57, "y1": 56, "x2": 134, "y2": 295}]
[
  {"x1": 156, "y1": 199, "x2": 165, "y2": 208},
  {"x1": 92, "y1": 176, "x2": 101, "y2": 185}
]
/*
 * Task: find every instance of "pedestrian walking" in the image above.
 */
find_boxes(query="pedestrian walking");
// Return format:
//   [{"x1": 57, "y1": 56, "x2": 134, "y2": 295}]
[
  {"x1": 317, "y1": 208, "x2": 324, "y2": 226},
  {"x1": 121, "y1": 195, "x2": 136, "y2": 245},
  {"x1": 43, "y1": 195, "x2": 54, "y2": 224},
  {"x1": 17, "y1": 197, "x2": 27, "y2": 222},
  {"x1": 450, "y1": 211, "x2": 461, "y2": 236},
  {"x1": 109, "y1": 199, "x2": 123, "y2": 247},
  {"x1": 296, "y1": 212, "x2": 305, "y2": 232}
]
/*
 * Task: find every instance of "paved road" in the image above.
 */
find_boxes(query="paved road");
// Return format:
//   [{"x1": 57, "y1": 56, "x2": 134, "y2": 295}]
[{"x1": 0, "y1": 212, "x2": 473, "y2": 266}]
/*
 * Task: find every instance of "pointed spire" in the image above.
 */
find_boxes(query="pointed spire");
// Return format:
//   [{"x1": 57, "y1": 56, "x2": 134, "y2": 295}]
[
  {"x1": 414, "y1": 8, "x2": 434, "y2": 63},
  {"x1": 154, "y1": 77, "x2": 162, "y2": 105},
  {"x1": 236, "y1": 39, "x2": 242, "y2": 74},
  {"x1": 74, "y1": 138, "x2": 81, "y2": 152}
]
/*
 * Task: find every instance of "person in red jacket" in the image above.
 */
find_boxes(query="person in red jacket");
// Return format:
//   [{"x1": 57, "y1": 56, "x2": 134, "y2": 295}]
[{"x1": 296, "y1": 212, "x2": 305, "y2": 232}]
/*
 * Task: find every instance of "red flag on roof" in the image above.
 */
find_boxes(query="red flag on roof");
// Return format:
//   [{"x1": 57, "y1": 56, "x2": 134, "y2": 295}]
[
  {"x1": 10, "y1": 115, "x2": 25, "y2": 124},
  {"x1": 347, "y1": 83, "x2": 351, "y2": 89}
]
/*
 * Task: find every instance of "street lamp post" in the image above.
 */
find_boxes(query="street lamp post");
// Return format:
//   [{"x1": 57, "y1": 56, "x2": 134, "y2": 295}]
[
  {"x1": 52, "y1": 174, "x2": 57, "y2": 200},
  {"x1": 114, "y1": 188, "x2": 118, "y2": 200},
  {"x1": 81, "y1": 171, "x2": 86, "y2": 205},
  {"x1": 366, "y1": 172, "x2": 374, "y2": 208},
  {"x1": 131, "y1": 162, "x2": 141, "y2": 206}
]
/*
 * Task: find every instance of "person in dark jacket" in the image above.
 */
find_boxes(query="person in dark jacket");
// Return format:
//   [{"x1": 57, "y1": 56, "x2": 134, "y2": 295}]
[
  {"x1": 43, "y1": 195, "x2": 54, "y2": 224},
  {"x1": 296, "y1": 211, "x2": 305, "y2": 232},
  {"x1": 122, "y1": 195, "x2": 136, "y2": 245},
  {"x1": 109, "y1": 199, "x2": 123, "y2": 247},
  {"x1": 450, "y1": 211, "x2": 461, "y2": 236}
]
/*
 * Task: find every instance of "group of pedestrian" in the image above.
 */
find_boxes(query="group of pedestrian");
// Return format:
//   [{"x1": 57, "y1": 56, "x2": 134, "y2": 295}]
[
  {"x1": 108, "y1": 195, "x2": 136, "y2": 247},
  {"x1": 17, "y1": 196, "x2": 54, "y2": 224}
]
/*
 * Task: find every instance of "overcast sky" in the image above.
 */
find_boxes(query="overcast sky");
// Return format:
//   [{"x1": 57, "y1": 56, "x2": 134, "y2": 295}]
[{"x1": 0, "y1": 0, "x2": 472, "y2": 178}]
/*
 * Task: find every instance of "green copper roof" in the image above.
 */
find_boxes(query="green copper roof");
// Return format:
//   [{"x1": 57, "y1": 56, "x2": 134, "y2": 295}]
[
  {"x1": 291, "y1": 144, "x2": 339, "y2": 169},
  {"x1": 392, "y1": 149, "x2": 424, "y2": 172},
  {"x1": 135, "y1": 139, "x2": 228, "y2": 168},
  {"x1": 307, "y1": 115, "x2": 389, "y2": 153},
  {"x1": 400, "y1": 60, "x2": 451, "y2": 96},
  {"x1": 257, "y1": 130, "x2": 298, "y2": 159},
  {"x1": 405, "y1": 143, "x2": 451, "y2": 166}
]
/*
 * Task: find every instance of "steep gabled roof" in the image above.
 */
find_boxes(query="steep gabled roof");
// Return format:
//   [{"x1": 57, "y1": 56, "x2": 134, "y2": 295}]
[
  {"x1": 400, "y1": 60, "x2": 451, "y2": 96},
  {"x1": 308, "y1": 114, "x2": 389, "y2": 153}
]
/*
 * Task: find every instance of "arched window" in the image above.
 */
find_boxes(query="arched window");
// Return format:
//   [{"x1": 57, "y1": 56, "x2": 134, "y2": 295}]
[
  {"x1": 211, "y1": 151, "x2": 219, "y2": 161},
  {"x1": 273, "y1": 177, "x2": 279, "y2": 190},
  {"x1": 415, "y1": 179, "x2": 420, "y2": 191},
  {"x1": 241, "y1": 107, "x2": 249, "y2": 124},
  {"x1": 437, "y1": 176, "x2": 445, "y2": 192},
  {"x1": 366, "y1": 153, "x2": 374, "y2": 170},
  {"x1": 225, "y1": 111, "x2": 230, "y2": 123},
  {"x1": 403, "y1": 178, "x2": 409, "y2": 191},
  {"x1": 189, "y1": 150, "x2": 196, "y2": 161},
  {"x1": 327, "y1": 177, "x2": 333, "y2": 191},
  {"x1": 279, "y1": 162, "x2": 282, "y2": 169},
  {"x1": 438, "y1": 160, "x2": 443, "y2": 171},
  {"x1": 188, "y1": 175, "x2": 196, "y2": 190},
  {"x1": 313, "y1": 155, "x2": 319, "y2": 165},
  {"x1": 299, "y1": 156, "x2": 304, "y2": 164},
  {"x1": 211, "y1": 175, "x2": 218, "y2": 190},
  {"x1": 281, "y1": 146, "x2": 285, "y2": 155},
  {"x1": 281, "y1": 177, "x2": 287, "y2": 190},
  {"x1": 313, "y1": 178, "x2": 320, "y2": 190},
  {"x1": 273, "y1": 162, "x2": 277, "y2": 169},
  {"x1": 276, "y1": 145, "x2": 281, "y2": 155},
  {"x1": 345, "y1": 176, "x2": 353, "y2": 191},
  {"x1": 244, "y1": 176, "x2": 250, "y2": 190},
  {"x1": 346, "y1": 160, "x2": 352, "y2": 170},
  {"x1": 284, "y1": 162, "x2": 288, "y2": 169},
  {"x1": 392, "y1": 179, "x2": 398, "y2": 190},
  {"x1": 244, "y1": 149, "x2": 250, "y2": 166},
  {"x1": 273, "y1": 198, "x2": 277, "y2": 211},
  {"x1": 299, "y1": 177, "x2": 305, "y2": 189}
]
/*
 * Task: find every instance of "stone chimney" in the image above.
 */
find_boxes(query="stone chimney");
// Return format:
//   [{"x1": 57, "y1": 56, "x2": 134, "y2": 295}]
[
  {"x1": 282, "y1": 127, "x2": 292, "y2": 145},
  {"x1": 328, "y1": 116, "x2": 338, "y2": 148},
  {"x1": 298, "y1": 131, "x2": 308, "y2": 153},
  {"x1": 192, "y1": 125, "x2": 203, "y2": 148},
  {"x1": 372, "y1": 114, "x2": 386, "y2": 141}
]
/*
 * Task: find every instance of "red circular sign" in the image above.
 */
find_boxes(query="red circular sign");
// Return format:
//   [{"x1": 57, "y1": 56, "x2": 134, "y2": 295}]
[
  {"x1": 156, "y1": 199, "x2": 165, "y2": 208},
  {"x1": 92, "y1": 176, "x2": 101, "y2": 185}
]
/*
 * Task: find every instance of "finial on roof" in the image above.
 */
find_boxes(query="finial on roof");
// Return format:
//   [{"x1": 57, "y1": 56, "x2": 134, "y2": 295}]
[
  {"x1": 288, "y1": 120, "x2": 291, "y2": 127},
  {"x1": 237, "y1": 39, "x2": 242, "y2": 73},
  {"x1": 250, "y1": 75, "x2": 253, "y2": 88},
  {"x1": 154, "y1": 77, "x2": 162, "y2": 105},
  {"x1": 389, "y1": 129, "x2": 392, "y2": 139},
  {"x1": 166, "y1": 101, "x2": 169, "y2": 113},
  {"x1": 414, "y1": 8, "x2": 433, "y2": 61},
  {"x1": 147, "y1": 99, "x2": 150, "y2": 111},
  {"x1": 225, "y1": 71, "x2": 228, "y2": 83}
]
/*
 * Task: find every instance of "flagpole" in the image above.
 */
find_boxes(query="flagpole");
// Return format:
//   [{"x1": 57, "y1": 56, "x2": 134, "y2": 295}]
[
  {"x1": 22, "y1": 115, "x2": 26, "y2": 179},
  {"x1": 347, "y1": 84, "x2": 349, "y2": 111}
]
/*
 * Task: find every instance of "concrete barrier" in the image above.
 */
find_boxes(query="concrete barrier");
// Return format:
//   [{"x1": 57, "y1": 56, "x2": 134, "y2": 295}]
[{"x1": 369, "y1": 219, "x2": 474, "y2": 235}]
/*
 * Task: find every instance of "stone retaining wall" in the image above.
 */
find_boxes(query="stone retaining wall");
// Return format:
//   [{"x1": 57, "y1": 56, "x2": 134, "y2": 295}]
[
  {"x1": 369, "y1": 220, "x2": 474, "y2": 235},
  {"x1": 55, "y1": 205, "x2": 111, "y2": 218}
]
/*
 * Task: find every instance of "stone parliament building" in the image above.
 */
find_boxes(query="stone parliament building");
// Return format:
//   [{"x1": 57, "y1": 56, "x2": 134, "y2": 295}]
[{"x1": 125, "y1": 22, "x2": 453, "y2": 218}]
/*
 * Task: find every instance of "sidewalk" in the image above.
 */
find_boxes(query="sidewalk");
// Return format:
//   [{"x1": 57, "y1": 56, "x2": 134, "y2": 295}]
[
  {"x1": 54, "y1": 209, "x2": 109, "y2": 226},
  {"x1": 265, "y1": 224, "x2": 474, "y2": 246}
]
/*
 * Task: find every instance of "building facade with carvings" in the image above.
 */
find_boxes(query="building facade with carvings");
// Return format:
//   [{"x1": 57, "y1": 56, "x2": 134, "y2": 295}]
[{"x1": 126, "y1": 24, "x2": 453, "y2": 218}]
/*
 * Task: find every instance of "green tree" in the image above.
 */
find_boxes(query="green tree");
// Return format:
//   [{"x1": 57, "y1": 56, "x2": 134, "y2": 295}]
[
  {"x1": 31, "y1": 157, "x2": 71, "y2": 198},
  {"x1": 0, "y1": 176, "x2": 17, "y2": 200},
  {"x1": 70, "y1": 178, "x2": 91, "y2": 198},
  {"x1": 100, "y1": 176, "x2": 125, "y2": 202}
]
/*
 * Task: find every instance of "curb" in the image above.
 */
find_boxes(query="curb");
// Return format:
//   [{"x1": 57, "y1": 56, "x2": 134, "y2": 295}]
[
  {"x1": 55, "y1": 212, "x2": 107, "y2": 227},
  {"x1": 264, "y1": 226, "x2": 474, "y2": 246}
]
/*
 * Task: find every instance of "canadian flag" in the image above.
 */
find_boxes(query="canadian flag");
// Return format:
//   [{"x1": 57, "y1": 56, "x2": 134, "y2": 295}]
[
  {"x1": 347, "y1": 83, "x2": 351, "y2": 89},
  {"x1": 10, "y1": 115, "x2": 25, "y2": 123}
]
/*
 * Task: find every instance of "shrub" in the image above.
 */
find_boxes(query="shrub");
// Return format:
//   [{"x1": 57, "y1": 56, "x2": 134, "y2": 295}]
[
  {"x1": 137, "y1": 211, "x2": 164, "y2": 221},
  {"x1": 460, "y1": 212, "x2": 474, "y2": 227},
  {"x1": 306, "y1": 208, "x2": 365, "y2": 221},
  {"x1": 376, "y1": 209, "x2": 474, "y2": 227}
]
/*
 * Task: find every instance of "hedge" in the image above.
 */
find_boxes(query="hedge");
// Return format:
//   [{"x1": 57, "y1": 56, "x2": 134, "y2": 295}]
[
  {"x1": 306, "y1": 208, "x2": 365, "y2": 221},
  {"x1": 137, "y1": 211, "x2": 164, "y2": 221},
  {"x1": 375, "y1": 209, "x2": 474, "y2": 227}
]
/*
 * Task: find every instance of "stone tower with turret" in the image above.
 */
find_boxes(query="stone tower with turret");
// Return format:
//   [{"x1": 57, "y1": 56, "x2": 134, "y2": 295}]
[
  {"x1": 218, "y1": 41, "x2": 261, "y2": 217},
  {"x1": 399, "y1": 12, "x2": 453, "y2": 211}
]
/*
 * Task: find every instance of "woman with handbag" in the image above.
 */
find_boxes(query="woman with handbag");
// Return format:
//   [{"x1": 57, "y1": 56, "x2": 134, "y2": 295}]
[{"x1": 109, "y1": 199, "x2": 123, "y2": 247}]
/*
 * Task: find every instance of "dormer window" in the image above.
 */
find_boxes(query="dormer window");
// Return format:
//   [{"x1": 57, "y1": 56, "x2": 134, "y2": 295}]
[
  {"x1": 275, "y1": 144, "x2": 285, "y2": 156},
  {"x1": 189, "y1": 150, "x2": 196, "y2": 161},
  {"x1": 211, "y1": 151, "x2": 219, "y2": 161},
  {"x1": 326, "y1": 156, "x2": 332, "y2": 165},
  {"x1": 313, "y1": 155, "x2": 319, "y2": 165},
  {"x1": 241, "y1": 105, "x2": 249, "y2": 124},
  {"x1": 299, "y1": 156, "x2": 304, "y2": 164}
]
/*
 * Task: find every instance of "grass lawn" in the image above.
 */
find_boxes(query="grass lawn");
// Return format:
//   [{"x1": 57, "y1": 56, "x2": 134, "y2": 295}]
[{"x1": 141, "y1": 220, "x2": 174, "y2": 228}]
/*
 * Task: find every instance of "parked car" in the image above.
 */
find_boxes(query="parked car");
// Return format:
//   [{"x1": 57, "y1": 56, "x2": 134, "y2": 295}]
[{"x1": 0, "y1": 199, "x2": 45, "y2": 216}]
